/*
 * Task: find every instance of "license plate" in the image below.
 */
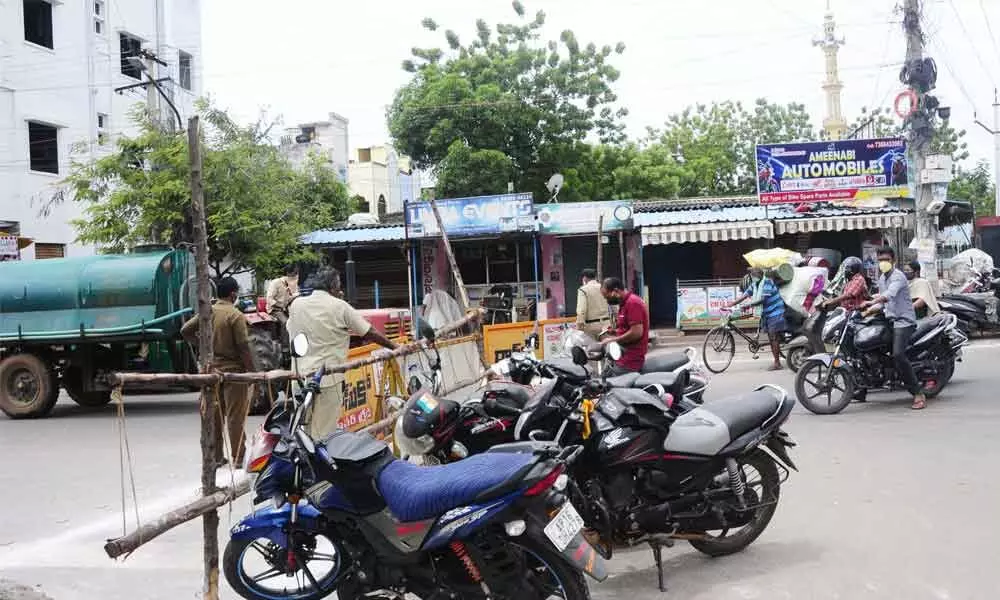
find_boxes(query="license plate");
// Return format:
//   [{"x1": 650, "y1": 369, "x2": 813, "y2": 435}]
[{"x1": 544, "y1": 501, "x2": 585, "y2": 552}]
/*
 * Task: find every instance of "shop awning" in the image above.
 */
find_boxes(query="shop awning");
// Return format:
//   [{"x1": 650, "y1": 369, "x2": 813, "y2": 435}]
[
  {"x1": 773, "y1": 211, "x2": 912, "y2": 235},
  {"x1": 641, "y1": 220, "x2": 774, "y2": 246}
]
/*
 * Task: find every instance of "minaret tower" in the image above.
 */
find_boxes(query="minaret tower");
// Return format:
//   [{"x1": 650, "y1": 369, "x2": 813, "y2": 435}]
[{"x1": 814, "y1": 1, "x2": 847, "y2": 139}]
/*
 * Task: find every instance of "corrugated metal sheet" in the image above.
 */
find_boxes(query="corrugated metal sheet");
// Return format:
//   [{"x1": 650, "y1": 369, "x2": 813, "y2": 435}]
[
  {"x1": 642, "y1": 220, "x2": 773, "y2": 245},
  {"x1": 301, "y1": 225, "x2": 407, "y2": 245},
  {"x1": 773, "y1": 211, "x2": 912, "y2": 234}
]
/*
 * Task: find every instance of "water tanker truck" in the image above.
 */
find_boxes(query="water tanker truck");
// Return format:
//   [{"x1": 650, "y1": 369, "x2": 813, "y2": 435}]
[{"x1": 0, "y1": 247, "x2": 284, "y2": 419}]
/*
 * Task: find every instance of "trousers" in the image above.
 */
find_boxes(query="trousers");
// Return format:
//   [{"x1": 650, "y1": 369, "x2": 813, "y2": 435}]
[
  {"x1": 892, "y1": 324, "x2": 921, "y2": 395},
  {"x1": 213, "y1": 381, "x2": 251, "y2": 464}
]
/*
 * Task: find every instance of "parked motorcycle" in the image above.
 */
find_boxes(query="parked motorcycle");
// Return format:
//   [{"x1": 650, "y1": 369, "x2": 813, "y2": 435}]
[
  {"x1": 225, "y1": 333, "x2": 607, "y2": 600},
  {"x1": 794, "y1": 309, "x2": 967, "y2": 415},
  {"x1": 398, "y1": 343, "x2": 798, "y2": 592},
  {"x1": 938, "y1": 269, "x2": 1000, "y2": 335}
]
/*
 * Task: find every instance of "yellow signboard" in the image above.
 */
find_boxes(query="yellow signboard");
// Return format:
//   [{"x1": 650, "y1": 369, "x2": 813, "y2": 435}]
[
  {"x1": 482, "y1": 318, "x2": 575, "y2": 364},
  {"x1": 337, "y1": 341, "x2": 405, "y2": 434}
]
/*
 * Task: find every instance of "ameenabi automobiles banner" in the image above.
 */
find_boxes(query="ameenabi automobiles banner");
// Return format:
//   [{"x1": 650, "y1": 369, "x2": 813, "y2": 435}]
[{"x1": 755, "y1": 137, "x2": 910, "y2": 205}]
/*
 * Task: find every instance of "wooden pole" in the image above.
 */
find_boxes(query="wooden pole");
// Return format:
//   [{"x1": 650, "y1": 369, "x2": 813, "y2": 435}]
[
  {"x1": 596, "y1": 215, "x2": 604, "y2": 282},
  {"x1": 618, "y1": 230, "x2": 627, "y2": 285},
  {"x1": 428, "y1": 197, "x2": 470, "y2": 312},
  {"x1": 188, "y1": 116, "x2": 220, "y2": 600}
]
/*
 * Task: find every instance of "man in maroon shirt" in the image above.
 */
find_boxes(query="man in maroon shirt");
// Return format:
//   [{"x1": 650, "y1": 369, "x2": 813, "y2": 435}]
[{"x1": 599, "y1": 277, "x2": 650, "y2": 375}]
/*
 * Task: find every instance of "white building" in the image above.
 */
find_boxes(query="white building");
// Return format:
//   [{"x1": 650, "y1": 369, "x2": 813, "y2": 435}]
[
  {"x1": 279, "y1": 113, "x2": 350, "y2": 183},
  {"x1": 348, "y1": 145, "x2": 422, "y2": 219},
  {"x1": 0, "y1": 0, "x2": 202, "y2": 260}
]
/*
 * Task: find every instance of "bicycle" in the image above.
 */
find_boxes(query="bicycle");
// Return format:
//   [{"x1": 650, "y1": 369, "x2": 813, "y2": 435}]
[{"x1": 701, "y1": 306, "x2": 786, "y2": 374}]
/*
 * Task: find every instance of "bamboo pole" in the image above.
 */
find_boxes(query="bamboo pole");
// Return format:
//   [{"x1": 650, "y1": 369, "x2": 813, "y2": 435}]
[
  {"x1": 188, "y1": 116, "x2": 221, "y2": 600},
  {"x1": 109, "y1": 313, "x2": 484, "y2": 388},
  {"x1": 596, "y1": 215, "x2": 604, "y2": 282},
  {"x1": 428, "y1": 197, "x2": 470, "y2": 312}
]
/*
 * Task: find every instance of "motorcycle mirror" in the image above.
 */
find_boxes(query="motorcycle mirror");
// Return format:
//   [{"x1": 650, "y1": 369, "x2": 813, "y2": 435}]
[
  {"x1": 417, "y1": 319, "x2": 436, "y2": 342},
  {"x1": 291, "y1": 333, "x2": 310, "y2": 357},
  {"x1": 571, "y1": 345, "x2": 588, "y2": 366},
  {"x1": 606, "y1": 341, "x2": 623, "y2": 361}
]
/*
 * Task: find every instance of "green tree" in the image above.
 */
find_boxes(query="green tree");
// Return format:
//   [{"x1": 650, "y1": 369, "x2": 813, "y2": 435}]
[
  {"x1": 655, "y1": 99, "x2": 815, "y2": 197},
  {"x1": 387, "y1": 2, "x2": 627, "y2": 199},
  {"x1": 55, "y1": 102, "x2": 351, "y2": 278},
  {"x1": 434, "y1": 141, "x2": 517, "y2": 198},
  {"x1": 948, "y1": 159, "x2": 995, "y2": 218}
]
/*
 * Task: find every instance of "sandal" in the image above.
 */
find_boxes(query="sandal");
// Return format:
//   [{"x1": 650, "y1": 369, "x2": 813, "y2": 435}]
[{"x1": 911, "y1": 395, "x2": 927, "y2": 410}]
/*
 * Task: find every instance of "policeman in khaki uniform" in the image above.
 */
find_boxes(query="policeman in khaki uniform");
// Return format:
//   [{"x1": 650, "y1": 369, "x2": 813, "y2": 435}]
[
  {"x1": 286, "y1": 267, "x2": 398, "y2": 439},
  {"x1": 181, "y1": 277, "x2": 256, "y2": 468},
  {"x1": 576, "y1": 268, "x2": 611, "y2": 338}
]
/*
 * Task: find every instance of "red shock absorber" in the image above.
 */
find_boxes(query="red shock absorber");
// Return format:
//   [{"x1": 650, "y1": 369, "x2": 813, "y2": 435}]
[{"x1": 449, "y1": 541, "x2": 483, "y2": 583}]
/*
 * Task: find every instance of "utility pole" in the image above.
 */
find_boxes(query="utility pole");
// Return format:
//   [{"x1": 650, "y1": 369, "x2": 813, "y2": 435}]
[
  {"x1": 188, "y1": 116, "x2": 221, "y2": 600},
  {"x1": 973, "y1": 89, "x2": 1000, "y2": 216},
  {"x1": 902, "y1": 0, "x2": 941, "y2": 290}
]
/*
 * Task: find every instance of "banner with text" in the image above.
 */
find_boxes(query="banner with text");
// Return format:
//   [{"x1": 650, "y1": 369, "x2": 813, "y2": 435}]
[
  {"x1": 405, "y1": 193, "x2": 534, "y2": 238},
  {"x1": 755, "y1": 137, "x2": 910, "y2": 205},
  {"x1": 534, "y1": 201, "x2": 634, "y2": 234}
]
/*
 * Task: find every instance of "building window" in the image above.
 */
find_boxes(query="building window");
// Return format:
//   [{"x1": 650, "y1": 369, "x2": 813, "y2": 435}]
[
  {"x1": 94, "y1": 1, "x2": 105, "y2": 35},
  {"x1": 178, "y1": 50, "x2": 193, "y2": 91},
  {"x1": 23, "y1": 0, "x2": 54, "y2": 49},
  {"x1": 120, "y1": 33, "x2": 143, "y2": 79},
  {"x1": 34, "y1": 243, "x2": 65, "y2": 259},
  {"x1": 97, "y1": 113, "x2": 108, "y2": 145},
  {"x1": 27, "y1": 121, "x2": 59, "y2": 174}
]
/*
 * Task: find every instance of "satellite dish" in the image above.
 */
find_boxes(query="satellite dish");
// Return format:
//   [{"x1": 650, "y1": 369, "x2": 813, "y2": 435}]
[{"x1": 546, "y1": 173, "x2": 564, "y2": 203}]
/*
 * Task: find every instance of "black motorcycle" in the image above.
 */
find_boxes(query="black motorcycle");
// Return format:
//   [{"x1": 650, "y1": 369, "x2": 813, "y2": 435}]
[
  {"x1": 399, "y1": 344, "x2": 798, "y2": 592},
  {"x1": 794, "y1": 309, "x2": 966, "y2": 414},
  {"x1": 938, "y1": 270, "x2": 1000, "y2": 335}
]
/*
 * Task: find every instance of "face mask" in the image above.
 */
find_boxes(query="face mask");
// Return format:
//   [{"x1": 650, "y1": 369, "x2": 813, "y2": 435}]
[
  {"x1": 878, "y1": 260, "x2": 893, "y2": 274},
  {"x1": 606, "y1": 295, "x2": 621, "y2": 305}
]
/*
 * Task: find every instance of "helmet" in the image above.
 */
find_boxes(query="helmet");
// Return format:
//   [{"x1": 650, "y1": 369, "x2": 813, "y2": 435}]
[
  {"x1": 394, "y1": 389, "x2": 459, "y2": 459},
  {"x1": 841, "y1": 256, "x2": 863, "y2": 277}
]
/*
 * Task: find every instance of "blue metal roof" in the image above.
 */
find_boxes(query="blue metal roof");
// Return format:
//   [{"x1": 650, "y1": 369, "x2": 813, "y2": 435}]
[
  {"x1": 301, "y1": 225, "x2": 407, "y2": 245},
  {"x1": 769, "y1": 206, "x2": 910, "y2": 220}
]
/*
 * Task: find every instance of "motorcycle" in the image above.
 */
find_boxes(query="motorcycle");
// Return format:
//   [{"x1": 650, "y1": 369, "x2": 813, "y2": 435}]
[
  {"x1": 225, "y1": 333, "x2": 608, "y2": 600},
  {"x1": 398, "y1": 343, "x2": 798, "y2": 592},
  {"x1": 794, "y1": 309, "x2": 967, "y2": 415},
  {"x1": 938, "y1": 269, "x2": 1000, "y2": 335}
]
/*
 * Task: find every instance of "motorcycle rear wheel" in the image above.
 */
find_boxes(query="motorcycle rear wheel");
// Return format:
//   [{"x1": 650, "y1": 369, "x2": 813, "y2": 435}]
[
  {"x1": 795, "y1": 359, "x2": 854, "y2": 415},
  {"x1": 785, "y1": 346, "x2": 807, "y2": 372},
  {"x1": 688, "y1": 450, "x2": 780, "y2": 557}
]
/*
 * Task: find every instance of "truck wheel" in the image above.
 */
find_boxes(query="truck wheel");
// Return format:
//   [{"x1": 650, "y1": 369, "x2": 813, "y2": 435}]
[
  {"x1": 62, "y1": 365, "x2": 113, "y2": 408},
  {"x1": 249, "y1": 328, "x2": 282, "y2": 415},
  {"x1": 0, "y1": 354, "x2": 60, "y2": 419}
]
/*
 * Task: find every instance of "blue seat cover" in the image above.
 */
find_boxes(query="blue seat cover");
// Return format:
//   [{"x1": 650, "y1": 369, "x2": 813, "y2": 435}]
[{"x1": 377, "y1": 453, "x2": 536, "y2": 522}]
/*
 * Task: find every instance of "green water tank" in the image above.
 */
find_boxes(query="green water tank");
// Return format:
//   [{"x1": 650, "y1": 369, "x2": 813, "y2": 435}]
[{"x1": 0, "y1": 248, "x2": 193, "y2": 340}]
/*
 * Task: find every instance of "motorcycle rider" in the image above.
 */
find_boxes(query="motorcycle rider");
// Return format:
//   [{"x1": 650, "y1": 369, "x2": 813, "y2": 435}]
[
  {"x1": 821, "y1": 257, "x2": 869, "y2": 311},
  {"x1": 862, "y1": 246, "x2": 926, "y2": 410},
  {"x1": 903, "y1": 260, "x2": 940, "y2": 319}
]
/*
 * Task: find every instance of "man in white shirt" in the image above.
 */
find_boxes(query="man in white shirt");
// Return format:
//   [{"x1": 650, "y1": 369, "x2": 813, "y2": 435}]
[
  {"x1": 903, "y1": 260, "x2": 940, "y2": 320},
  {"x1": 287, "y1": 267, "x2": 398, "y2": 438},
  {"x1": 576, "y1": 268, "x2": 610, "y2": 338}
]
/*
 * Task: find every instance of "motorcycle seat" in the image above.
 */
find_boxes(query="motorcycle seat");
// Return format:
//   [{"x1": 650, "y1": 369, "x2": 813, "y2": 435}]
[
  {"x1": 702, "y1": 389, "x2": 781, "y2": 441},
  {"x1": 640, "y1": 352, "x2": 689, "y2": 374},
  {"x1": 913, "y1": 314, "x2": 949, "y2": 339},
  {"x1": 941, "y1": 294, "x2": 987, "y2": 310},
  {"x1": 606, "y1": 372, "x2": 641, "y2": 387},
  {"x1": 376, "y1": 452, "x2": 536, "y2": 522},
  {"x1": 482, "y1": 382, "x2": 533, "y2": 417}
]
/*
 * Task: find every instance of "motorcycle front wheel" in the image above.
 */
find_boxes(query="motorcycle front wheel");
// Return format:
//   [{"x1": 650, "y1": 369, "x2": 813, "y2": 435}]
[
  {"x1": 688, "y1": 450, "x2": 780, "y2": 557},
  {"x1": 795, "y1": 359, "x2": 854, "y2": 415},
  {"x1": 223, "y1": 533, "x2": 344, "y2": 600}
]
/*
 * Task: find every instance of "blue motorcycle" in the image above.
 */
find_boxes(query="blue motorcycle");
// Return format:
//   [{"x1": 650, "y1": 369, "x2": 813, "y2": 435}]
[{"x1": 224, "y1": 333, "x2": 607, "y2": 600}]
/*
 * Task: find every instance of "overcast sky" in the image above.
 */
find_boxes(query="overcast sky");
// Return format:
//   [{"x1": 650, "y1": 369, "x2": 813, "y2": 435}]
[{"x1": 202, "y1": 0, "x2": 1000, "y2": 169}]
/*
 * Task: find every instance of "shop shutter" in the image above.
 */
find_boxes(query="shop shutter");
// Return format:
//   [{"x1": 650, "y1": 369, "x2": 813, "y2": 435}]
[{"x1": 34, "y1": 243, "x2": 65, "y2": 259}]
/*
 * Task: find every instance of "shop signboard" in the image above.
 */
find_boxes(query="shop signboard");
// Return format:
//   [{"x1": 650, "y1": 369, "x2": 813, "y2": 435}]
[
  {"x1": 534, "y1": 201, "x2": 634, "y2": 234},
  {"x1": 677, "y1": 287, "x2": 708, "y2": 327},
  {"x1": 755, "y1": 137, "x2": 910, "y2": 205},
  {"x1": 405, "y1": 193, "x2": 534, "y2": 238},
  {"x1": 707, "y1": 286, "x2": 736, "y2": 317}
]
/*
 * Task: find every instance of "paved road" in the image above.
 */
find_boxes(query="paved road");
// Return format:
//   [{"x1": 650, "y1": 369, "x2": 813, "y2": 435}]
[{"x1": 1, "y1": 342, "x2": 999, "y2": 599}]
